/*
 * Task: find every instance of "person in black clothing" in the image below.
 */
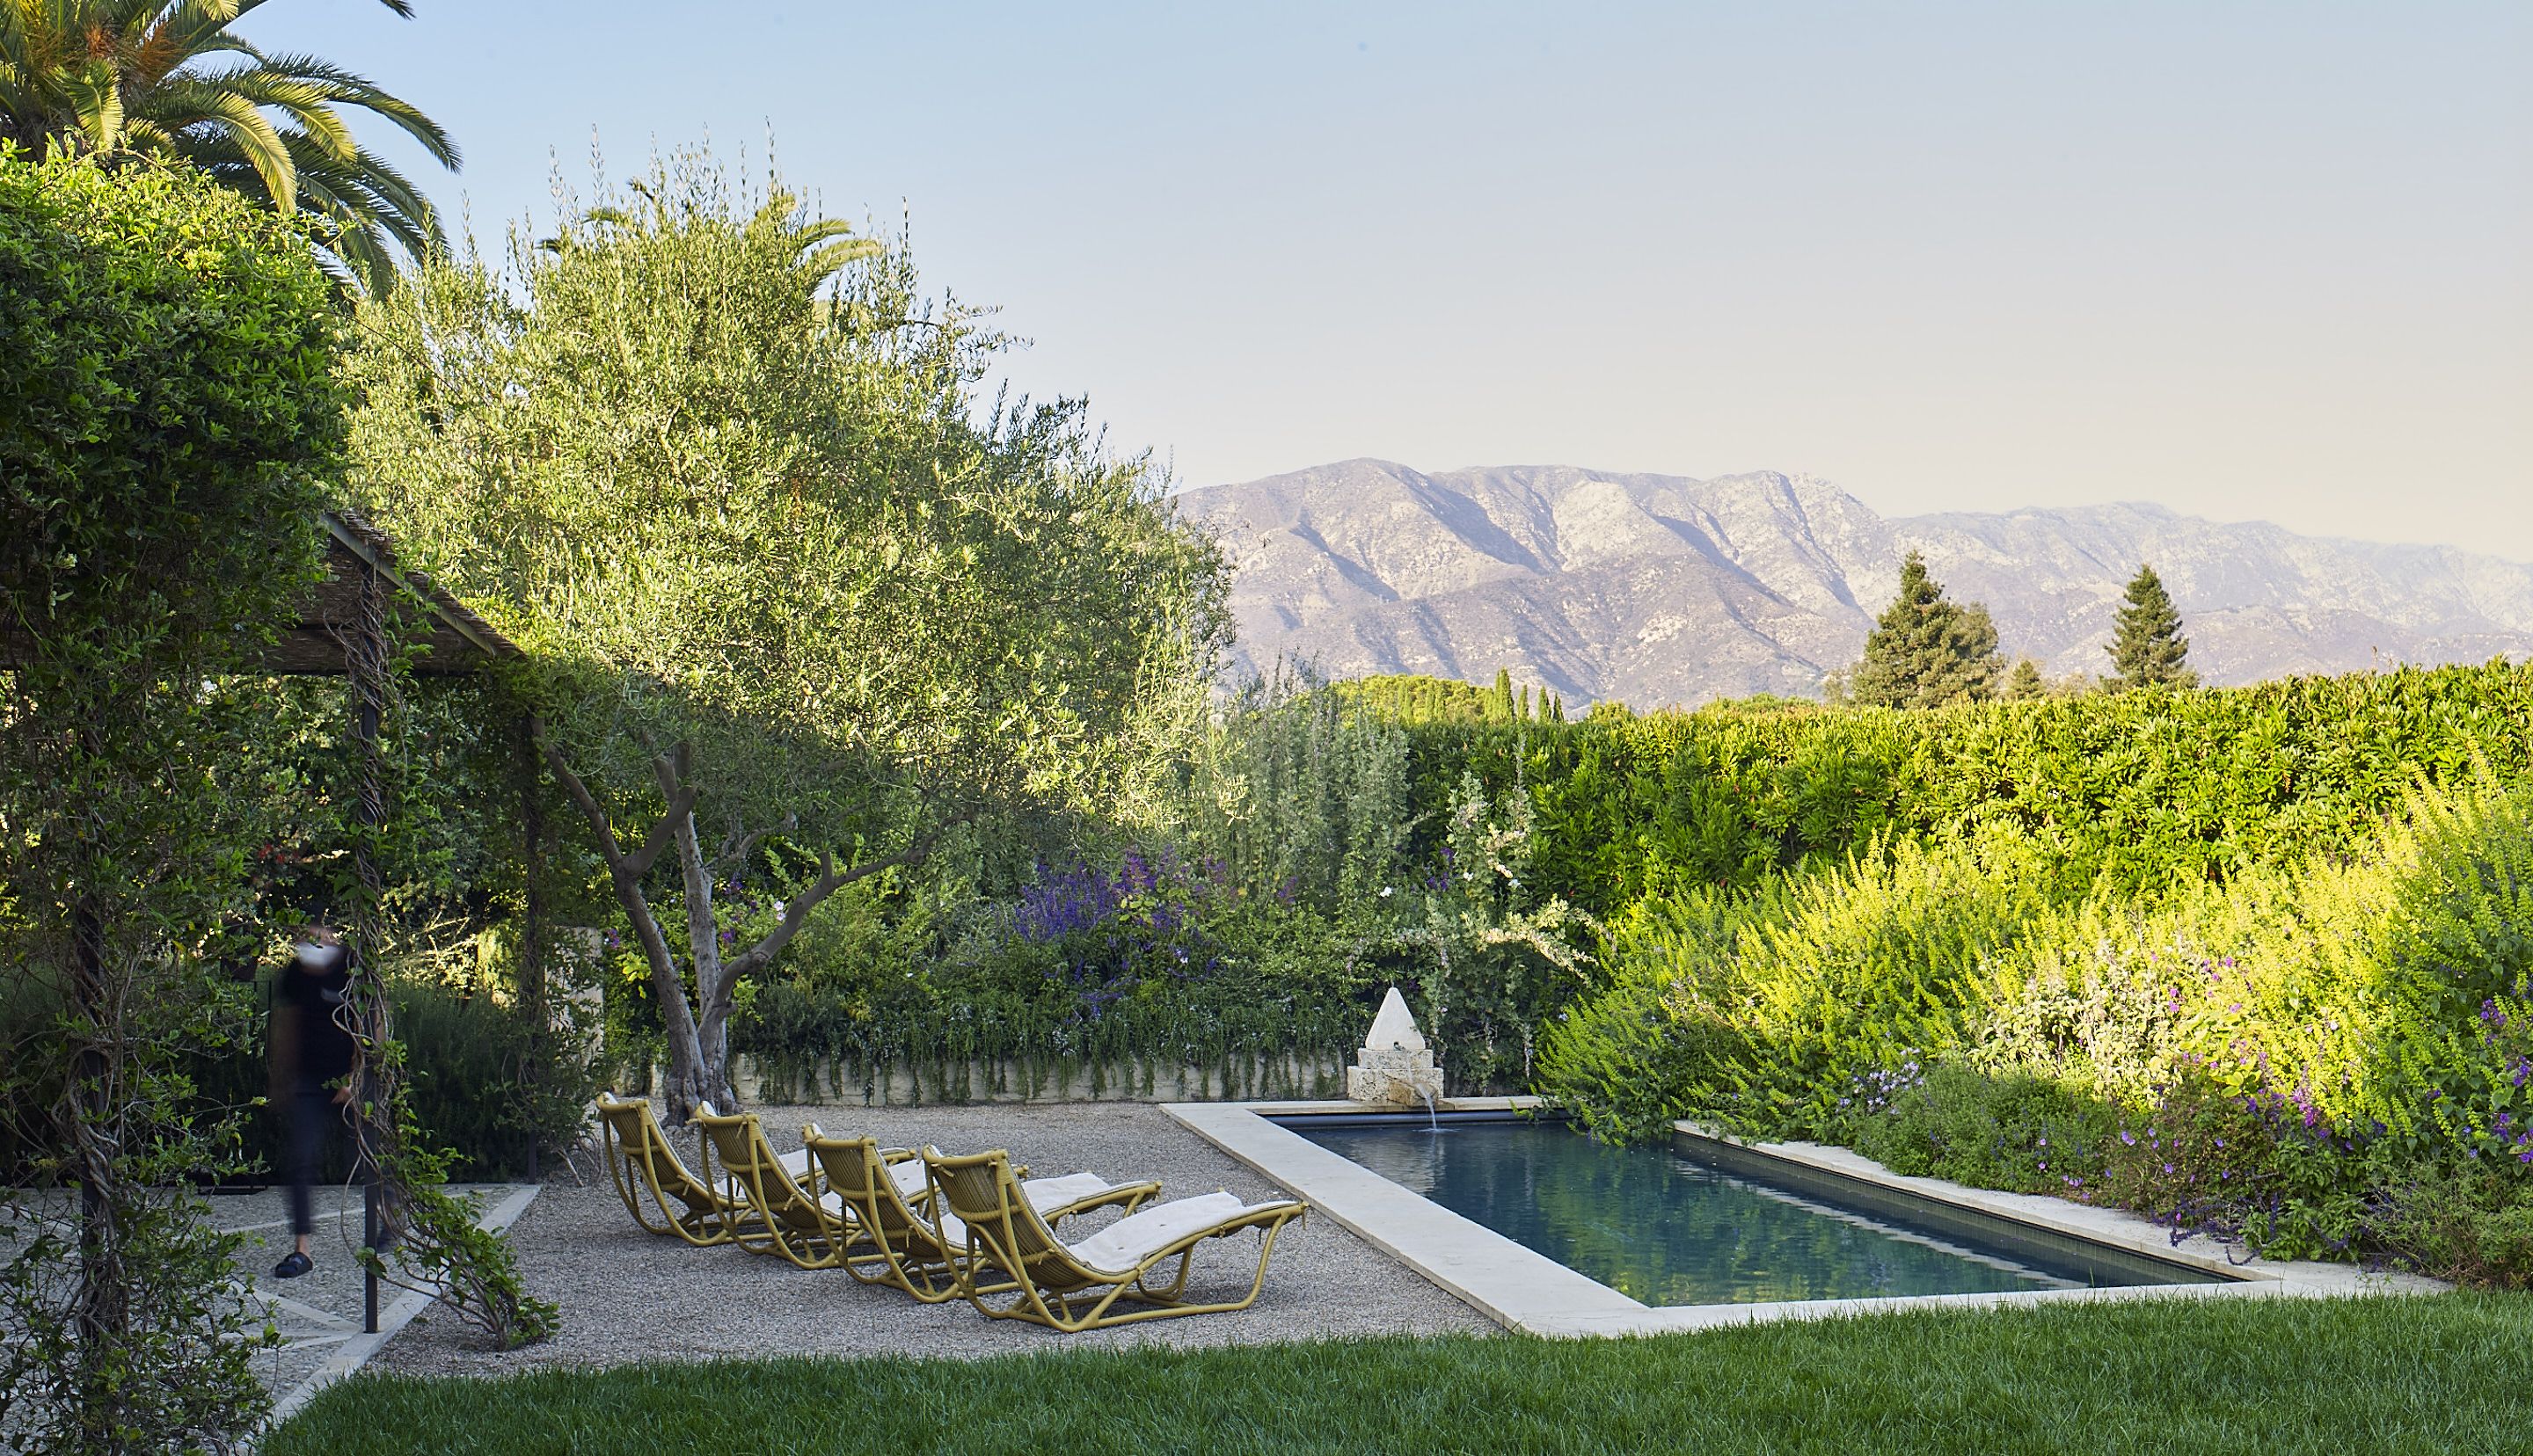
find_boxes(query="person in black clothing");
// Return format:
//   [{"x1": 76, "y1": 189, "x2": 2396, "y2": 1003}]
[{"x1": 269, "y1": 922, "x2": 357, "y2": 1279}]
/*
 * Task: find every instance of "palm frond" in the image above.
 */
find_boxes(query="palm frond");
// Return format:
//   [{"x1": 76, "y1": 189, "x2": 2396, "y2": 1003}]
[
  {"x1": 148, "y1": 73, "x2": 292, "y2": 207},
  {"x1": 244, "y1": 48, "x2": 455, "y2": 166},
  {"x1": 0, "y1": 0, "x2": 455, "y2": 290},
  {"x1": 57, "y1": 58, "x2": 121, "y2": 149}
]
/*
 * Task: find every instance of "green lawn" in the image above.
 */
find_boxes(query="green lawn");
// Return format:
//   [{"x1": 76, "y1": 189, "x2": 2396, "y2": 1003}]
[{"x1": 273, "y1": 1293, "x2": 2527, "y2": 1455}]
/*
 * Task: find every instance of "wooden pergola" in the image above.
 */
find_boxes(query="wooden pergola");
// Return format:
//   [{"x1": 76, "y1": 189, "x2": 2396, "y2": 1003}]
[
  {"x1": 272, "y1": 512, "x2": 537, "y2": 1332},
  {"x1": 273, "y1": 510, "x2": 521, "y2": 675},
  {"x1": 12, "y1": 510, "x2": 546, "y2": 1334}
]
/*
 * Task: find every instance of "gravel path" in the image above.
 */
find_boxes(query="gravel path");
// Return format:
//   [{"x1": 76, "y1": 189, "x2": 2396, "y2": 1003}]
[{"x1": 374, "y1": 1103, "x2": 1491, "y2": 1375}]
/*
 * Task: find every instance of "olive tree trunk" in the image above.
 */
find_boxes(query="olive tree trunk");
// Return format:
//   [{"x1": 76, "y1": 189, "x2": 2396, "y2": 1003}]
[{"x1": 537, "y1": 726, "x2": 926, "y2": 1125}]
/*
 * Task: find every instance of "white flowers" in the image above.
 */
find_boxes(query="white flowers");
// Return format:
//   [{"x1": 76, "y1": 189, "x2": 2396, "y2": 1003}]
[{"x1": 1379, "y1": 885, "x2": 1394, "y2": 899}]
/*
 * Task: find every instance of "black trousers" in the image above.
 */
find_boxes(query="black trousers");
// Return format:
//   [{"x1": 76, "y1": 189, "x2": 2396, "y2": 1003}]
[{"x1": 284, "y1": 1082, "x2": 347, "y2": 1237}]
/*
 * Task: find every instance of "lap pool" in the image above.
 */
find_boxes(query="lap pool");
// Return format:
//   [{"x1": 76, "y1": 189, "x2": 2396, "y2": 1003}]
[{"x1": 1282, "y1": 1117, "x2": 2222, "y2": 1307}]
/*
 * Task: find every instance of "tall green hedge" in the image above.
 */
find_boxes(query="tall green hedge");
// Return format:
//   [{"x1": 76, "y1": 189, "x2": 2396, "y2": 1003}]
[{"x1": 1392, "y1": 661, "x2": 2533, "y2": 914}]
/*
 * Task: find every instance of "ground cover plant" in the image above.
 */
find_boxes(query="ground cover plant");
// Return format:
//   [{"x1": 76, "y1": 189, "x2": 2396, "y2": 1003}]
[{"x1": 269, "y1": 1293, "x2": 2530, "y2": 1455}]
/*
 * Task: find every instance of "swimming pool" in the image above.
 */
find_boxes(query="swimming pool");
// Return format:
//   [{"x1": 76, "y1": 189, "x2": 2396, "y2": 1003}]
[{"x1": 1284, "y1": 1117, "x2": 2220, "y2": 1307}]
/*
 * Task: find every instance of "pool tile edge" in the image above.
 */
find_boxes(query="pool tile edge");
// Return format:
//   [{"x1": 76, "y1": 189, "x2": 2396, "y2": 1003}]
[
  {"x1": 1161, "y1": 1102, "x2": 1646, "y2": 1331},
  {"x1": 1670, "y1": 1122, "x2": 2449, "y2": 1297}
]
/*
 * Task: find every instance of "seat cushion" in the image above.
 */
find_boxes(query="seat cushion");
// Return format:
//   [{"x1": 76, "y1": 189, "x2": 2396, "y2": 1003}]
[
  {"x1": 1067, "y1": 1191, "x2": 1279, "y2": 1276},
  {"x1": 1021, "y1": 1172, "x2": 1113, "y2": 1212},
  {"x1": 887, "y1": 1157, "x2": 1110, "y2": 1210}
]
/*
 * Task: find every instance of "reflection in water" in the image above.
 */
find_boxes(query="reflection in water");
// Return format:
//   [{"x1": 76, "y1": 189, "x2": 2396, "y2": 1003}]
[{"x1": 1299, "y1": 1123, "x2": 2106, "y2": 1307}]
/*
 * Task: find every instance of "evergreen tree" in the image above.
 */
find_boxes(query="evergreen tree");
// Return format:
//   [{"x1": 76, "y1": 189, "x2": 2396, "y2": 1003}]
[
  {"x1": 1491, "y1": 666, "x2": 1515, "y2": 722},
  {"x1": 2106, "y1": 564, "x2": 2198, "y2": 690},
  {"x1": 1517, "y1": 684, "x2": 1532, "y2": 721},
  {"x1": 1847, "y1": 550, "x2": 2002, "y2": 708},
  {"x1": 2001, "y1": 657, "x2": 2047, "y2": 701}
]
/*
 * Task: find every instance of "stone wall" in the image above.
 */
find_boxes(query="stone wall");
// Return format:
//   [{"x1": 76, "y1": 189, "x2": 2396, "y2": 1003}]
[{"x1": 697, "y1": 1052, "x2": 1350, "y2": 1107}]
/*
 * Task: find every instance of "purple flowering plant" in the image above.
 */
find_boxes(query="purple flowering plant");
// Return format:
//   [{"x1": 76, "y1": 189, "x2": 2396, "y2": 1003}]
[{"x1": 1005, "y1": 846, "x2": 1227, "y2": 1016}]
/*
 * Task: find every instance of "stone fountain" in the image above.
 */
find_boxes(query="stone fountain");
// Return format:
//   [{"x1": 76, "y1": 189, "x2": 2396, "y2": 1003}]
[{"x1": 1346, "y1": 986, "x2": 1444, "y2": 1107}]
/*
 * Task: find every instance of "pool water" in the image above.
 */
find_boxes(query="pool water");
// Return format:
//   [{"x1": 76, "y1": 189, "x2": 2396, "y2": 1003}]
[{"x1": 1290, "y1": 1120, "x2": 2215, "y2": 1307}]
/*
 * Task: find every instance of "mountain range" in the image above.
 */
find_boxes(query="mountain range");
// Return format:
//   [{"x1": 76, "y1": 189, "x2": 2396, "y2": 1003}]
[{"x1": 1179, "y1": 460, "x2": 2533, "y2": 708}]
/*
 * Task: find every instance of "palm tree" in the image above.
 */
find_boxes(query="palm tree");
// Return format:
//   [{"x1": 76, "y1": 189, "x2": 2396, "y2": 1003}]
[{"x1": 0, "y1": 0, "x2": 457, "y2": 289}]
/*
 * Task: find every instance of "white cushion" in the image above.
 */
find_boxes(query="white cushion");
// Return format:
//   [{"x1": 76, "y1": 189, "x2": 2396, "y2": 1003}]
[
  {"x1": 777, "y1": 1147, "x2": 813, "y2": 1179},
  {"x1": 1067, "y1": 1191, "x2": 1288, "y2": 1276},
  {"x1": 1022, "y1": 1172, "x2": 1112, "y2": 1211},
  {"x1": 887, "y1": 1153, "x2": 1113, "y2": 1212}
]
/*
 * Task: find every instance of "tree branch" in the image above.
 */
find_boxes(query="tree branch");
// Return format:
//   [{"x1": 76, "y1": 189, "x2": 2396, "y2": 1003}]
[
  {"x1": 720, "y1": 825, "x2": 956, "y2": 985},
  {"x1": 536, "y1": 721, "x2": 695, "y2": 881},
  {"x1": 528, "y1": 720, "x2": 704, "y2": 1057},
  {"x1": 535, "y1": 724, "x2": 627, "y2": 872},
  {"x1": 711, "y1": 813, "x2": 789, "y2": 879}
]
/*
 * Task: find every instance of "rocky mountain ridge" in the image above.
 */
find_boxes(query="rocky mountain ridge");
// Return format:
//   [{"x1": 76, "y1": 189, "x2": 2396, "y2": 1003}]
[{"x1": 1181, "y1": 459, "x2": 2533, "y2": 708}]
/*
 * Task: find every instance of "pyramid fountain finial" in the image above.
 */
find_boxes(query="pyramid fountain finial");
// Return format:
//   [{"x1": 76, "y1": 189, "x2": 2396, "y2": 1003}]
[{"x1": 1346, "y1": 986, "x2": 1444, "y2": 1106}]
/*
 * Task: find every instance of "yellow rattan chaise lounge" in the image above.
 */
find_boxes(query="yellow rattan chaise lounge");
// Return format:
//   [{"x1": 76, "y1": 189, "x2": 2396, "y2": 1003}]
[
  {"x1": 803, "y1": 1126, "x2": 1160, "y2": 1302},
  {"x1": 690, "y1": 1107, "x2": 861, "y2": 1270},
  {"x1": 925, "y1": 1147, "x2": 1307, "y2": 1332},
  {"x1": 595, "y1": 1091, "x2": 801, "y2": 1247}
]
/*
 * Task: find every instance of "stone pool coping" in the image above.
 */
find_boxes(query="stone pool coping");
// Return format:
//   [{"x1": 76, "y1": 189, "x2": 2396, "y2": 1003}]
[{"x1": 1162, "y1": 1101, "x2": 2443, "y2": 1338}]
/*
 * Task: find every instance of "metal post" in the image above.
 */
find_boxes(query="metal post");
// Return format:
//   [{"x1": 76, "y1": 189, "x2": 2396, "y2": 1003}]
[
  {"x1": 516, "y1": 714, "x2": 546, "y2": 1183},
  {"x1": 362, "y1": 1181, "x2": 380, "y2": 1332}
]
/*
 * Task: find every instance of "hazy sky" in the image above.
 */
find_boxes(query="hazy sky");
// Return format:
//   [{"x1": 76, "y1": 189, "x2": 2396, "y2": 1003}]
[{"x1": 290, "y1": 3, "x2": 2532, "y2": 557}]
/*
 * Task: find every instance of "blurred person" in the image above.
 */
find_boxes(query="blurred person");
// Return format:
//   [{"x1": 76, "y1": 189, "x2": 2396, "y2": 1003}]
[{"x1": 267, "y1": 921, "x2": 356, "y2": 1278}]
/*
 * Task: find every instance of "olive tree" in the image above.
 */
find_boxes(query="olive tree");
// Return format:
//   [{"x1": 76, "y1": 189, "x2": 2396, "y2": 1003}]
[{"x1": 347, "y1": 149, "x2": 1228, "y2": 1119}]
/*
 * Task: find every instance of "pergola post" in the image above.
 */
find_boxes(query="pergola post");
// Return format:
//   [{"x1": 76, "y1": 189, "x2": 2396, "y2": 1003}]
[{"x1": 347, "y1": 548, "x2": 391, "y2": 1336}]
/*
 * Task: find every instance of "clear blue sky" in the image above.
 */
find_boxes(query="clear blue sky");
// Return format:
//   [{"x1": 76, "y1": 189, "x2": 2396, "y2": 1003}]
[{"x1": 288, "y1": 2, "x2": 2531, "y2": 556}]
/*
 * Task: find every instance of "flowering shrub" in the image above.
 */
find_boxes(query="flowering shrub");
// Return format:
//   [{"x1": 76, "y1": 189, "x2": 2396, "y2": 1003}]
[
  {"x1": 1538, "y1": 775, "x2": 2533, "y2": 1279},
  {"x1": 1835, "y1": 1061, "x2": 2113, "y2": 1197}
]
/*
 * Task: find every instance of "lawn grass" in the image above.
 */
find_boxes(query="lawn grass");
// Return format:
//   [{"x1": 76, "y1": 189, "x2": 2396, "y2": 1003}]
[{"x1": 271, "y1": 1292, "x2": 2527, "y2": 1455}]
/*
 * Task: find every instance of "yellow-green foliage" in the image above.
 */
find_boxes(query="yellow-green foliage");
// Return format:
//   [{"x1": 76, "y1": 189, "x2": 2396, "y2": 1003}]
[
  {"x1": 1538, "y1": 835, "x2": 2056, "y2": 1138},
  {"x1": 1339, "y1": 671, "x2": 1562, "y2": 725},
  {"x1": 1544, "y1": 775, "x2": 2533, "y2": 1186}
]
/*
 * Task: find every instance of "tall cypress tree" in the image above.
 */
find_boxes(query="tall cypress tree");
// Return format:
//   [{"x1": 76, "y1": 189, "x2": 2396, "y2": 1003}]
[
  {"x1": 1848, "y1": 550, "x2": 2003, "y2": 708},
  {"x1": 2106, "y1": 563, "x2": 2197, "y2": 690}
]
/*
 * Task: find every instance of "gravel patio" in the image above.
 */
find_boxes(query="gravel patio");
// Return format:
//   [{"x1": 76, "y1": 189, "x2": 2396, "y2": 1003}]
[{"x1": 373, "y1": 1102, "x2": 1490, "y2": 1377}]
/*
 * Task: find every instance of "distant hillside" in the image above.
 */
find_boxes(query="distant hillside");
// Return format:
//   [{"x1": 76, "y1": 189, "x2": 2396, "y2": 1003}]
[{"x1": 1180, "y1": 459, "x2": 2533, "y2": 708}]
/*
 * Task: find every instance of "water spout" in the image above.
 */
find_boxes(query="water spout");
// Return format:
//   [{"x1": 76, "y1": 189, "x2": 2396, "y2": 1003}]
[{"x1": 1347, "y1": 984, "x2": 1446, "y2": 1110}]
